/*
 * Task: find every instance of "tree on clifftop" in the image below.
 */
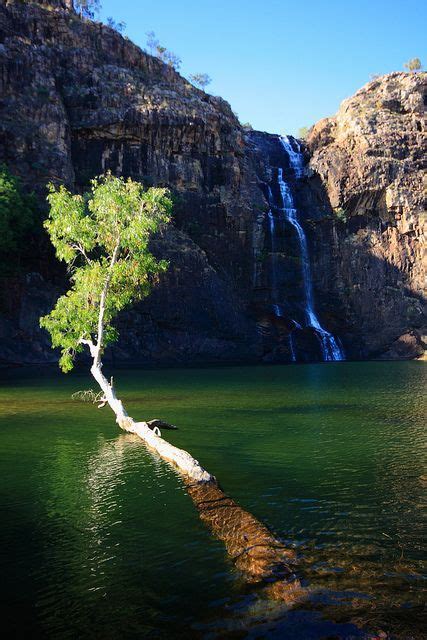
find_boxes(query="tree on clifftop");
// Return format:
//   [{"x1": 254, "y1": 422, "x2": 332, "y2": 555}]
[
  {"x1": 404, "y1": 58, "x2": 422, "y2": 72},
  {"x1": 189, "y1": 73, "x2": 212, "y2": 91},
  {"x1": 74, "y1": 0, "x2": 101, "y2": 19},
  {"x1": 145, "y1": 31, "x2": 182, "y2": 71}
]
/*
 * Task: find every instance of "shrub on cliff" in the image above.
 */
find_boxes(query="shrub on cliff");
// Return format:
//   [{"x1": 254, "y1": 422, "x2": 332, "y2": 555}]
[
  {"x1": 145, "y1": 31, "x2": 182, "y2": 71},
  {"x1": 404, "y1": 58, "x2": 422, "y2": 72},
  {"x1": 106, "y1": 17, "x2": 126, "y2": 33},
  {"x1": 0, "y1": 165, "x2": 40, "y2": 273},
  {"x1": 74, "y1": 0, "x2": 101, "y2": 19},
  {"x1": 189, "y1": 73, "x2": 212, "y2": 91}
]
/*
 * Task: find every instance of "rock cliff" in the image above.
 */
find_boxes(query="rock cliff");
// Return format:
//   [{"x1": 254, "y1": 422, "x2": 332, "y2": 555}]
[
  {"x1": 307, "y1": 72, "x2": 426, "y2": 359},
  {"x1": 0, "y1": 0, "x2": 425, "y2": 364}
]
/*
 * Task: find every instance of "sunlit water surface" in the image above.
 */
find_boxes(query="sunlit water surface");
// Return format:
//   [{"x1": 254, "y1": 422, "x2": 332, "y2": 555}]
[{"x1": 0, "y1": 362, "x2": 425, "y2": 639}]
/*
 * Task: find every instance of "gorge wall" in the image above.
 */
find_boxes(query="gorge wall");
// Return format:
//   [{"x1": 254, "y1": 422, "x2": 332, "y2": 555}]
[{"x1": 0, "y1": 0, "x2": 425, "y2": 365}]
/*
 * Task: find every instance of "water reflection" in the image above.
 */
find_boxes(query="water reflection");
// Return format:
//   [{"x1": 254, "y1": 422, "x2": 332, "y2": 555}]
[{"x1": 0, "y1": 362, "x2": 425, "y2": 639}]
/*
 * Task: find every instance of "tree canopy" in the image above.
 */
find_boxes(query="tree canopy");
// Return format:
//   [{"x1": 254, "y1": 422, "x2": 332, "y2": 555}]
[
  {"x1": 297, "y1": 126, "x2": 309, "y2": 140},
  {"x1": 40, "y1": 174, "x2": 172, "y2": 372},
  {"x1": 189, "y1": 73, "x2": 212, "y2": 91},
  {"x1": 404, "y1": 58, "x2": 422, "y2": 72}
]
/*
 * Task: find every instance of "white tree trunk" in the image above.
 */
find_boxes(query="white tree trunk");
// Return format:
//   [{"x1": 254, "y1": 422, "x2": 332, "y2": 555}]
[{"x1": 90, "y1": 361, "x2": 214, "y2": 483}]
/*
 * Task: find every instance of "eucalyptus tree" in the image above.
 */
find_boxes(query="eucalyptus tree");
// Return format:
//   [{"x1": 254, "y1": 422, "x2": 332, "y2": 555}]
[
  {"x1": 404, "y1": 58, "x2": 422, "y2": 72},
  {"x1": 189, "y1": 73, "x2": 212, "y2": 91},
  {"x1": 73, "y1": 0, "x2": 101, "y2": 19},
  {"x1": 41, "y1": 173, "x2": 212, "y2": 481}
]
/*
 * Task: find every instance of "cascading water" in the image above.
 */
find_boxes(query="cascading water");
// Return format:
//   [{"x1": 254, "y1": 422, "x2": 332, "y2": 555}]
[
  {"x1": 266, "y1": 187, "x2": 281, "y2": 318},
  {"x1": 280, "y1": 135, "x2": 304, "y2": 178},
  {"x1": 266, "y1": 187, "x2": 297, "y2": 361},
  {"x1": 266, "y1": 136, "x2": 344, "y2": 362}
]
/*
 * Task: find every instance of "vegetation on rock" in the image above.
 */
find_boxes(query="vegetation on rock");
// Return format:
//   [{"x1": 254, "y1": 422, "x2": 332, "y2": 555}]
[
  {"x1": 73, "y1": 0, "x2": 100, "y2": 19},
  {"x1": 403, "y1": 57, "x2": 422, "y2": 72},
  {"x1": 145, "y1": 31, "x2": 182, "y2": 70},
  {"x1": 106, "y1": 16, "x2": 126, "y2": 33},
  {"x1": 189, "y1": 73, "x2": 212, "y2": 91},
  {"x1": 0, "y1": 165, "x2": 40, "y2": 273}
]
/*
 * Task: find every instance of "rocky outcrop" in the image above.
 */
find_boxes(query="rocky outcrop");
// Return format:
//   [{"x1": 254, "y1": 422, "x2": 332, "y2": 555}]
[
  {"x1": 0, "y1": 0, "x2": 424, "y2": 364},
  {"x1": 306, "y1": 72, "x2": 426, "y2": 359}
]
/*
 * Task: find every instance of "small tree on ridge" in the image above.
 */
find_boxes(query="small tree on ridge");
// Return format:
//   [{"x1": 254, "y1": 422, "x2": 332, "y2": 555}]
[
  {"x1": 189, "y1": 73, "x2": 212, "y2": 91},
  {"x1": 403, "y1": 58, "x2": 422, "y2": 72},
  {"x1": 73, "y1": 0, "x2": 101, "y2": 19}
]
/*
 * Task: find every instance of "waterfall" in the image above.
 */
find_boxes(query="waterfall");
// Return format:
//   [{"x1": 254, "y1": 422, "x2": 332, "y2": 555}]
[
  {"x1": 280, "y1": 135, "x2": 304, "y2": 178},
  {"x1": 266, "y1": 136, "x2": 344, "y2": 362},
  {"x1": 267, "y1": 187, "x2": 280, "y2": 317},
  {"x1": 266, "y1": 187, "x2": 298, "y2": 361}
]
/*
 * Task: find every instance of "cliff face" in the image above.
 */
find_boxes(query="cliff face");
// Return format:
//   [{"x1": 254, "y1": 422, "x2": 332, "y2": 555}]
[
  {"x1": 0, "y1": 0, "x2": 425, "y2": 365},
  {"x1": 306, "y1": 72, "x2": 426, "y2": 359},
  {"x1": 0, "y1": 0, "x2": 265, "y2": 365}
]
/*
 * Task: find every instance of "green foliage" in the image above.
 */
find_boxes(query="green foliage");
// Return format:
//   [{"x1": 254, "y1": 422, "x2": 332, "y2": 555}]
[
  {"x1": 0, "y1": 164, "x2": 39, "y2": 272},
  {"x1": 156, "y1": 46, "x2": 181, "y2": 71},
  {"x1": 333, "y1": 207, "x2": 348, "y2": 222},
  {"x1": 403, "y1": 58, "x2": 422, "y2": 72},
  {"x1": 242, "y1": 122, "x2": 253, "y2": 130},
  {"x1": 41, "y1": 174, "x2": 172, "y2": 372},
  {"x1": 297, "y1": 126, "x2": 309, "y2": 140},
  {"x1": 189, "y1": 73, "x2": 212, "y2": 91}
]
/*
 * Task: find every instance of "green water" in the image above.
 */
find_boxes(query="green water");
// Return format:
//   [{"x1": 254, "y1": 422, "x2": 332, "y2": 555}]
[{"x1": 0, "y1": 362, "x2": 425, "y2": 639}]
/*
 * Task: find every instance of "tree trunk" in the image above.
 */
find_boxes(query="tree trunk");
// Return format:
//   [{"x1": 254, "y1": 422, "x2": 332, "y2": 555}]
[{"x1": 90, "y1": 362, "x2": 214, "y2": 483}]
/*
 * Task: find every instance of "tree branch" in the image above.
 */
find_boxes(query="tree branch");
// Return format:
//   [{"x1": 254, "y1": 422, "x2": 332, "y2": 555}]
[
  {"x1": 79, "y1": 338, "x2": 96, "y2": 358},
  {"x1": 71, "y1": 242, "x2": 93, "y2": 265}
]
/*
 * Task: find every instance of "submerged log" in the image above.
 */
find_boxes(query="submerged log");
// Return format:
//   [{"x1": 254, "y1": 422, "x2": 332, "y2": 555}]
[{"x1": 184, "y1": 479, "x2": 304, "y2": 603}]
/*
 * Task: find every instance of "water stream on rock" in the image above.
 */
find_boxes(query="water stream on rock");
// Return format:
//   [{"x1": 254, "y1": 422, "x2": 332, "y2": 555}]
[{"x1": 267, "y1": 137, "x2": 344, "y2": 362}]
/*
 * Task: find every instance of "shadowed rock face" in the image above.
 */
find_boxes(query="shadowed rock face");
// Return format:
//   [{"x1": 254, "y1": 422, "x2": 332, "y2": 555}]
[
  {"x1": 0, "y1": 0, "x2": 265, "y2": 365},
  {"x1": 0, "y1": 1, "x2": 424, "y2": 364},
  {"x1": 305, "y1": 72, "x2": 426, "y2": 359}
]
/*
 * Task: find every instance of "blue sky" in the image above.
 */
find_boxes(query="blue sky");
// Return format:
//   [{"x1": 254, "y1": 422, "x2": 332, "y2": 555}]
[{"x1": 99, "y1": 0, "x2": 426, "y2": 136}]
